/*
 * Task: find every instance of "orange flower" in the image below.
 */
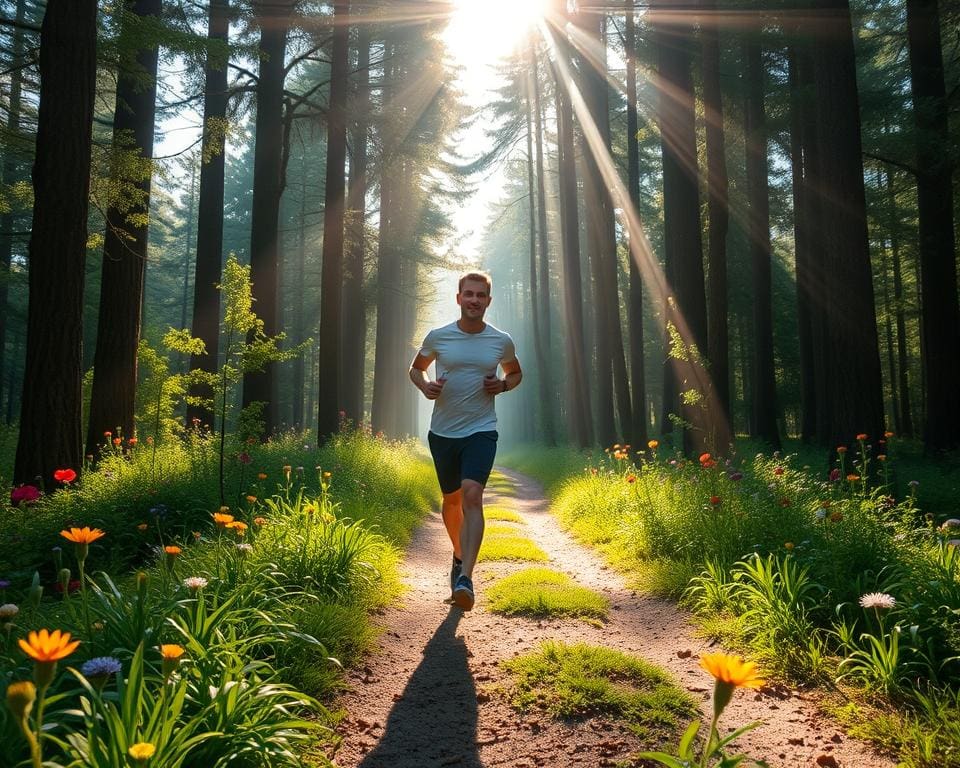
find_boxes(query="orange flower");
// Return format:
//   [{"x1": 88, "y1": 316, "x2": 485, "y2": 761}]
[
  {"x1": 18, "y1": 629, "x2": 80, "y2": 663},
  {"x1": 846, "y1": 474, "x2": 860, "y2": 482},
  {"x1": 830, "y1": 511, "x2": 844, "y2": 522},
  {"x1": 626, "y1": 474, "x2": 637, "y2": 484},
  {"x1": 113, "y1": 437, "x2": 122, "y2": 447},
  {"x1": 856, "y1": 433, "x2": 868, "y2": 441},
  {"x1": 160, "y1": 644, "x2": 185, "y2": 660},
  {"x1": 699, "y1": 453, "x2": 712, "y2": 465},
  {"x1": 710, "y1": 495, "x2": 721, "y2": 505},
  {"x1": 784, "y1": 541, "x2": 794, "y2": 550},
  {"x1": 253, "y1": 516, "x2": 267, "y2": 526},
  {"x1": 246, "y1": 495, "x2": 257, "y2": 504},
  {"x1": 60, "y1": 527, "x2": 105, "y2": 545},
  {"x1": 257, "y1": 473, "x2": 268, "y2": 481},
  {"x1": 212, "y1": 512, "x2": 234, "y2": 527},
  {"x1": 164, "y1": 545, "x2": 182, "y2": 555},
  {"x1": 837, "y1": 446, "x2": 848, "y2": 454},
  {"x1": 226, "y1": 520, "x2": 248, "y2": 536},
  {"x1": 647, "y1": 439, "x2": 659, "y2": 450},
  {"x1": 137, "y1": 523, "x2": 148, "y2": 532},
  {"x1": 128, "y1": 437, "x2": 138, "y2": 446},
  {"x1": 884, "y1": 431, "x2": 894, "y2": 439},
  {"x1": 877, "y1": 455, "x2": 887, "y2": 462}
]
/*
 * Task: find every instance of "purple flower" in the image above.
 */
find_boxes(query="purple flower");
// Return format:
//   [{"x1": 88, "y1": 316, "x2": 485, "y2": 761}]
[
  {"x1": 81, "y1": 656, "x2": 123, "y2": 679},
  {"x1": 0, "y1": 580, "x2": 10, "y2": 589}
]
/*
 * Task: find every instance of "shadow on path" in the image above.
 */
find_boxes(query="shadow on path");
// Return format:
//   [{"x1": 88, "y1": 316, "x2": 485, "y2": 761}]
[{"x1": 357, "y1": 607, "x2": 480, "y2": 768}]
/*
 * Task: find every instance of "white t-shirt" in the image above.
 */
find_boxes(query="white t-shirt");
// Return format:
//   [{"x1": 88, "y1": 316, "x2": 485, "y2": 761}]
[{"x1": 418, "y1": 321, "x2": 517, "y2": 438}]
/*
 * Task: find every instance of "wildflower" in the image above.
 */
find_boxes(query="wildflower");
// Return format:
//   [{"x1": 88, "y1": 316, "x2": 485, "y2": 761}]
[
  {"x1": 877, "y1": 455, "x2": 887, "y2": 462},
  {"x1": 940, "y1": 519, "x2": 960, "y2": 531},
  {"x1": 19, "y1": 629, "x2": 79, "y2": 687},
  {"x1": 10, "y1": 485, "x2": 40, "y2": 505},
  {"x1": 160, "y1": 644, "x2": 185, "y2": 679},
  {"x1": 884, "y1": 431, "x2": 894, "y2": 438},
  {"x1": 909, "y1": 480, "x2": 920, "y2": 488},
  {"x1": 626, "y1": 474, "x2": 637, "y2": 483},
  {"x1": 836, "y1": 446, "x2": 847, "y2": 454},
  {"x1": 856, "y1": 433, "x2": 868, "y2": 441},
  {"x1": 236, "y1": 543, "x2": 253, "y2": 555},
  {"x1": 128, "y1": 743, "x2": 156, "y2": 763},
  {"x1": 283, "y1": 464, "x2": 292, "y2": 473},
  {"x1": 218, "y1": 505, "x2": 231, "y2": 514},
  {"x1": 164, "y1": 545, "x2": 182, "y2": 555},
  {"x1": 784, "y1": 542, "x2": 794, "y2": 550},
  {"x1": 0, "y1": 579, "x2": 9, "y2": 589},
  {"x1": 257, "y1": 472, "x2": 268, "y2": 481},
  {"x1": 212, "y1": 512, "x2": 234, "y2": 527},
  {"x1": 0, "y1": 604, "x2": 18, "y2": 619},
  {"x1": 6, "y1": 680, "x2": 36, "y2": 720},
  {"x1": 253, "y1": 516, "x2": 267, "y2": 526},
  {"x1": 128, "y1": 437, "x2": 138, "y2": 447},
  {"x1": 829, "y1": 468, "x2": 841, "y2": 482},
  {"x1": 846, "y1": 474, "x2": 860, "y2": 482},
  {"x1": 61, "y1": 527, "x2": 105, "y2": 545},
  {"x1": 699, "y1": 652, "x2": 764, "y2": 718},
  {"x1": 859, "y1": 592, "x2": 896, "y2": 610},
  {"x1": 773, "y1": 467, "x2": 784, "y2": 476},
  {"x1": 647, "y1": 439, "x2": 659, "y2": 450},
  {"x1": 323, "y1": 471, "x2": 332, "y2": 480},
  {"x1": 816, "y1": 507, "x2": 828, "y2": 520},
  {"x1": 53, "y1": 468, "x2": 77, "y2": 484},
  {"x1": 81, "y1": 656, "x2": 122, "y2": 690},
  {"x1": 238, "y1": 452, "x2": 252, "y2": 465},
  {"x1": 710, "y1": 495, "x2": 721, "y2": 506},
  {"x1": 779, "y1": 498, "x2": 791, "y2": 507},
  {"x1": 246, "y1": 495, "x2": 257, "y2": 504},
  {"x1": 137, "y1": 523, "x2": 148, "y2": 532},
  {"x1": 183, "y1": 576, "x2": 208, "y2": 591},
  {"x1": 113, "y1": 438, "x2": 122, "y2": 447},
  {"x1": 729, "y1": 471, "x2": 743, "y2": 482},
  {"x1": 830, "y1": 511, "x2": 843, "y2": 523},
  {"x1": 103, "y1": 431, "x2": 112, "y2": 438},
  {"x1": 146, "y1": 436, "x2": 154, "y2": 445},
  {"x1": 226, "y1": 521, "x2": 248, "y2": 536},
  {"x1": 192, "y1": 531, "x2": 201, "y2": 541}
]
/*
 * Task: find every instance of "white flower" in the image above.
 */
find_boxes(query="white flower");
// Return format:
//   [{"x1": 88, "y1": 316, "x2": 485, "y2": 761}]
[
  {"x1": 183, "y1": 576, "x2": 208, "y2": 591},
  {"x1": 947, "y1": 539, "x2": 960, "y2": 549},
  {"x1": 859, "y1": 592, "x2": 896, "y2": 610},
  {"x1": 815, "y1": 508, "x2": 828, "y2": 520},
  {"x1": 235, "y1": 543, "x2": 253, "y2": 554},
  {"x1": 0, "y1": 603, "x2": 18, "y2": 619}
]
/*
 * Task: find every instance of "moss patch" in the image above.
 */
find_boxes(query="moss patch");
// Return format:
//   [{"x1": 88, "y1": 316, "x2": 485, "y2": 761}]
[
  {"x1": 486, "y1": 568, "x2": 608, "y2": 622},
  {"x1": 478, "y1": 533, "x2": 548, "y2": 562}
]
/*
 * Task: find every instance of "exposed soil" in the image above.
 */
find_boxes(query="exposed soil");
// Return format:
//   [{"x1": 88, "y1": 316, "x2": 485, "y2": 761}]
[{"x1": 331, "y1": 469, "x2": 895, "y2": 768}]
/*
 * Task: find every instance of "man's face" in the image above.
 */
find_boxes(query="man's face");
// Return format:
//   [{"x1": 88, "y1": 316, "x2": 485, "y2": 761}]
[{"x1": 457, "y1": 279, "x2": 491, "y2": 321}]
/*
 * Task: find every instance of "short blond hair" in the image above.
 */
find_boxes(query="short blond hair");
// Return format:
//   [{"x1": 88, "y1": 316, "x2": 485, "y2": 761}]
[{"x1": 458, "y1": 271, "x2": 492, "y2": 293}]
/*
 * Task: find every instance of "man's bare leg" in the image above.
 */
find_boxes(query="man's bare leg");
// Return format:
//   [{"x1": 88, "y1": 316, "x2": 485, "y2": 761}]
[
  {"x1": 458, "y1": 479, "x2": 485, "y2": 579},
  {"x1": 441, "y1": 489, "x2": 463, "y2": 560}
]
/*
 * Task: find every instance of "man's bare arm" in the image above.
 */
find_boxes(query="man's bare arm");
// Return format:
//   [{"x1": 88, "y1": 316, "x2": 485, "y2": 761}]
[
  {"x1": 483, "y1": 357, "x2": 522, "y2": 395},
  {"x1": 410, "y1": 352, "x2": 444, "y2": 400}
]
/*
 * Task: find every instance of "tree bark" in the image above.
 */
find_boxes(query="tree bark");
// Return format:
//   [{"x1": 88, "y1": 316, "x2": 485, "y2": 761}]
[
  {"x1": 341, "y1": 18, "x2": 370, "y2": 427},
  {"x1": 242, "y1": 0, "x2": 293, "y2": 437},
  {"x1": 86, "y1": 0, "x2": 161, "y2": 454},
  {"x1": 701, "y1": 0, "x2": 731, "y2": 449},
  {"x1": 187, "y1": 0, "x2": 230, "y2": 429},
  {"x1": 906, "y1": 0, "x2": 960, "y2": 450},
  {"x1": 743, "y1": 39, "x2": 779, "y2": 449},
  {"x1": 317, "y1": 0, "x2": 350, "y2": 441},
  {"x1": 14, "y1": 0, "x2": 98, "y2": 485},
  {"x1": 883, "y1": 165, "x2": 914, "y2": 437}
]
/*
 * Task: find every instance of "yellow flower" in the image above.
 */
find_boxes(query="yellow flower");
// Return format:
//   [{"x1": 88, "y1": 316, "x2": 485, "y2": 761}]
[
  {"x1": 700, "y1": 652, "x2": 765, "y2": 720},
  {"x1": 60, "y1": 527, "x2": 105, "y2": 545},
  {"x1": 160, "y1": 644, "x2": 185, "y2": 660},
  {"x1": 218, "y1": 505, "x2": 231, "y2": 514},
  {"x1": 647, "y1": 439, "x2": 659, "y2": 449},
  {"x1": 128, "y1": 742, "x2": 156, "y2": 761},
  {"x1": 282, "y1": 464, "x2": 291, "y2": 473},
  {"x1": 322, "y1": 471, "x2": 332, "y2": 480},
  {"x1": 18, "y1": 629, "x2": 80, "y2": 663},
  {"x1": 212, "y1": 512, "x2": 234, "y2": 527}
]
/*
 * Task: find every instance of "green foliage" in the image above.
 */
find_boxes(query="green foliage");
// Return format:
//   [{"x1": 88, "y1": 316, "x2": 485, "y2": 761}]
[
  {"x1": 502, "y1": 641, "x2": 696, "y2": 742},
  {"x1": 477, "y1": 532, "x2": 548, "y2": 562}
]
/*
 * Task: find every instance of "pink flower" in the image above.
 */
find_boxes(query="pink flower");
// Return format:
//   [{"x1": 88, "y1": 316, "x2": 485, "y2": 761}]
[{"x1": 11, "y1": 485, "x2": 41, "y2": 505}]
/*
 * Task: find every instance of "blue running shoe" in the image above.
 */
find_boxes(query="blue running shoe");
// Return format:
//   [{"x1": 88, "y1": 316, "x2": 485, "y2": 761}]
[
  {"x1": 450, "y1": 556, "x2": 462, "y2": 597},
  {"x1": 453, "y1": 573, "x2": 475, "y2": 611}
]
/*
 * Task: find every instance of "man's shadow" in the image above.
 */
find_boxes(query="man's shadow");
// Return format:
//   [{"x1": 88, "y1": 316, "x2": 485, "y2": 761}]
[{"x1": 357, "y1": 607, "x2": 481, "y2": 768}]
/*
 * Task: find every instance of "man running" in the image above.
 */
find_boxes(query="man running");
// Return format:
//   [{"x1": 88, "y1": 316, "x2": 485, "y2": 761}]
[{"x1": 409, "y1": 272, "x2": 522, "y2": 611}]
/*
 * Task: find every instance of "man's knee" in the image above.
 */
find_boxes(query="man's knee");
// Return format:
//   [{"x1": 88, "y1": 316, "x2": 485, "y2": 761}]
[
  {"x1": 461, "y1": 480, "x2": 484, "y2": 510},
  {"x1": 442, "y1": 489, "x2": 462, "y2": 510}
]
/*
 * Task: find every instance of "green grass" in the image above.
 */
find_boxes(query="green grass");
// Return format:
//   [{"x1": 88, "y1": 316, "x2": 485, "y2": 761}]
[
  {"x1": 484, "y1": 521, "x2": 522, "y2": 536},
  {"x1": 484, "y1": 505, "x2": 524, "y2": 523},
  {"x1": 478, "y1": 533, "x2": 548, "y2": 562},
  {"x1": 486, "y1": 567, "x2": 608, "y2": 621},
  {"x1": 501, "y1": 641, "x2": 697, "y2": 742}
]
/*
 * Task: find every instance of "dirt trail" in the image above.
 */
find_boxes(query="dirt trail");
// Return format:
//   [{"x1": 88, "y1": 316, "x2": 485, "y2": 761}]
[{"x1": 332, "y1": 469, "x2": 894, "y2": 768}]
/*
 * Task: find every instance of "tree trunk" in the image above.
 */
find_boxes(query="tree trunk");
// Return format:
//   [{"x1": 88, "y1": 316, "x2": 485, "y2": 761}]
[
  {"x1": 0, "y1": 0, "x2": 27, "y2": 415},
  {"x1": 86, "y1": 0, "x2": 161, "y2": 454},
  {"x1": 524, "y1": 49, "x2": 556, "y2": 446},
  {"x1": 14, "y1": 0, "x2": 98, "y2": 486},
  {"x1": 743, "y1": 39, "x2": 779, "y2": 449},
  {"x1": 652, "y1": 0, "x2": 709, "y2": 454},
  {"x1": 884, "y1": 165, "x2": 914, "y2": 437},
  {"x1": 187, "y1": 0, "x2": 230, "y2": 429},
  {"x1": 243, "y1": 0, "x2": 293, "y2": 437},
  {"x1": 701, "y1": 0, "x2": 731, "y2": 450},
  {"x1": 531, "y1": 48, "x2": 556, "y2": 437},
  {"x1": 806, "y1": 0, "x2": 884, "y2": 448},
  {"x1": 906, "y1": 0, "x2": 960, "y2": 450},
  {"x1": 179, "y1": 160, "x2": 197, "y2": 373},
  {"x1": 341, "y1": 19, "x2": 370, "y2": 427},
  {"x1": 875, "y1": 167, "x2": 899, "y2": 431},
  {"x1": 788, "y1": 41, "x2": 818, "y2": 442},
  {"x1": 550, "y1": 0, "x2": 592, "y2": 448},
  {"x1": 291, "y1": 157, "x2": 307, "y2": 430},
  {"x1": 317, "y1": 0, "x2": 350, "y2": 442}
]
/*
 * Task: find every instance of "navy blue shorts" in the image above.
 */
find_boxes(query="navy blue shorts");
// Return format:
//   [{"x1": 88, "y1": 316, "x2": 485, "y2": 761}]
[{"x1": 427, "y1": 430, "x2": 499, "y2": 495}]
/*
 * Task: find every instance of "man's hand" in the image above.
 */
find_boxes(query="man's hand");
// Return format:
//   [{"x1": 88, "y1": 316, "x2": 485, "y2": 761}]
[
  {"x1": 422, "y1": 380, "x2": 445, "y2": 400},
  {"x1": 483, "y1": 374, "x2": 504, "y2": 395}
]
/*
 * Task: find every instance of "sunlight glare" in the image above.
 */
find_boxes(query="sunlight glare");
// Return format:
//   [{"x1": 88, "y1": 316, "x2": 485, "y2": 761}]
[{"x1": 443, "y1": 0, "x2": 548, "y2": 77}]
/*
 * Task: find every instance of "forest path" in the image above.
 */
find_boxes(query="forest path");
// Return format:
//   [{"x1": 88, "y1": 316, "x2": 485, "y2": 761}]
[{"x1": 330, "y1": 469, "x2": 893, "y2": 768}]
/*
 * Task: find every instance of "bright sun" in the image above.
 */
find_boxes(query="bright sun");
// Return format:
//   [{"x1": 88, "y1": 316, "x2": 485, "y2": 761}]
[{"x1": 443, "y1": 0, "x2": 549, "y2": 75}]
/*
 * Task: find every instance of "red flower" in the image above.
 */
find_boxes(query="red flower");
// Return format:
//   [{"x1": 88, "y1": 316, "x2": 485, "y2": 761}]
[
  {"x1": 856, "y1": 433, "x2": 868, "y2": 441},
  {"x1": 829, "y1": 468, "x2": 841, "y2": 482},
  {"x1": 54, "y1": 579, "x2": 82, "y2": 594},
  {"x1": 128, "y1": 437, "x2": 138, "y2": 447},
  {"x1": 773, "y1": 467, "x2": 784, "y2": 476},
  {"x1": 710, "y1": 495, "x2": 721, "y2": 505},
  {"x1": 53, "y1": 468, "x2": 77, "y2": 484},
  {"x1": 113, "y1": 438, "x2": 122, "y2": 447},
  {"x1": 11, "y1": 485, "x2": 41, "y2": 505},
  {"x1": 779, "y1": 498, "x2": 791, "y2": 507},
  {"x1": 699, "y1": 453, "x2": 712, "y2": 465}
]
